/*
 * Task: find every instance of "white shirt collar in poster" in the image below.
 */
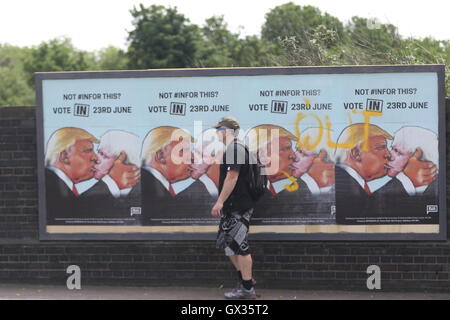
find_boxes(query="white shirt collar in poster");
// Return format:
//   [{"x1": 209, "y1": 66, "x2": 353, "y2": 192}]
[
  {"x1": 396, "y1": 172, "x2": 416, "y2": 196},
  {"x1": 367, "y1": 175, "x2": 392, "y2": 193},
  {"x1": 338, "y1": 164, "x2": 368, "y2": 192},
  {"x1": 143, "y1": 166, "x2": 169, "y2": 192},
  {"x1": 300, "y1": 173, "x2": 333, "y2": 195},
  {"x1": 172, "y1": 177, "x2": 195, "y2": 195},
  {"x1": 415, "y1": 185, "x2": 428, "y2": 195},
  {"x1": 199, "y1": 174, "x2": 218, "y2": 197},
  {"x1": 396, "y1": 172, "x2": 429, "y2": 196},
  {"x1": 102, "y1": 174, "x2": 132, "y2": 198},
  {"x1": 143, "y1": 166, "x2": 194, "y2": 195},
  {"x1": 338, "y1": 164, "x2": 395, "y2": 194},
  {"x1": 74, "y1": 178, "x2": 97, "y2": 195},
  {"x1": 48, "y1": 166, "x2": 74, "y2": 192},
  {"x1": 268, "y1": 178, "x2": 292, "y2": 194}
]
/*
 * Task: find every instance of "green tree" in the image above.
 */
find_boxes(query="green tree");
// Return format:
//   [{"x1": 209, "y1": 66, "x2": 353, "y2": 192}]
[
  {"x1": 24, "y1": 37, "x2": 93, "y2": 87},
  {"x1": 233, "y1": 35, "x2": 278, "y2": 67},
  {"x1": 261, "y1": 3, "x2": 344, "y2": 45},
  {"x1": 384, "y1": 38, "x2": 449, "y2": 96},
  {"x1": 96, "y1": 46, "x2": 128, "y2": 70},
  {"x1": 275, "y1": 24, "x2": 341, "y2": 66},
  {"x1": 127, "y1": 4, "x2": 199, "y2": 69},
  {"x1": 194, "y1": 15, "x2": 278, "y2": 68},
  {"x1": 1, "y1": 4, "x2": 447, "y2": 106},
  {"x1": 194, "y1": 15, "x2": 239, "y2": 67},
  {"x1": 345, "y1": 16, "x2": 402, "y2": 58},
  {"x1": 0, "y1": 44, "x2": 34, "y2": 106}
]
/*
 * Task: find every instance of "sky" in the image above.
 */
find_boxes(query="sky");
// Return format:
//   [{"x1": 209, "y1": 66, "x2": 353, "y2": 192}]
[{"x1": 0, "y1": 0, "x2": 449, "y2": 51}]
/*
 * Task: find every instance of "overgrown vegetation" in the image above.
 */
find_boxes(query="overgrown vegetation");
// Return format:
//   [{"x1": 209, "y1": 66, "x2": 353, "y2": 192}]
[{"x1": 1, "y1": 2, "x2": 448, "y2": 105}]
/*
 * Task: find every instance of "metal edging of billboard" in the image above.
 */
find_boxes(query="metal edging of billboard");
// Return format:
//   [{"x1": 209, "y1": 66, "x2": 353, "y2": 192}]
[
  {"x1": 437, "y1": 66, "x2": 447, "y2": 240},
  {"x1": 34, "y1": 64, "x2": 444, "y2": 80},
  {"x1": 34, "y1": 64, "x2": 447, "y2": 241}
]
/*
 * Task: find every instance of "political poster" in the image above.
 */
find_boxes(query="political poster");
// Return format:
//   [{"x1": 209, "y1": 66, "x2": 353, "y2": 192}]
[{"x1": 35, "y1": 65, "x2": 446, "y2": 240}]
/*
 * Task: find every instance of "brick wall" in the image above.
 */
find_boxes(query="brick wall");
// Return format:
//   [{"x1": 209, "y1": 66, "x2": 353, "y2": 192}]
[
  {"x1": 0, "y1": 103, "x2": 449, "y2": 292},
  {"x1": 0, "y1": 107, "x2": 37, "y2": 239}
]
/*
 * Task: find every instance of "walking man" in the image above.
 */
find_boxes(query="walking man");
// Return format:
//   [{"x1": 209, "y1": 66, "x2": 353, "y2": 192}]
[{"x1": 211, "y1": 117, "x2": 256, "y2": 300}]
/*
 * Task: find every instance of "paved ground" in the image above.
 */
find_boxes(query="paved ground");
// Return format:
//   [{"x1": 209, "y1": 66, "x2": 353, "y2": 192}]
[{"x1": 0, "y1": 284, "x2": 449, "y2": 300}]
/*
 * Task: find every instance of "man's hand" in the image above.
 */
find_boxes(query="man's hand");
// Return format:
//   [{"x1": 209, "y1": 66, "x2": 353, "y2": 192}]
[
  {"x1": 403, "y1": 148, "x2": 437, "y2": 187},
  {"x1": 308, "y1": 150, "x2": 335, "y2": 188},
  {"x1": 212, "y1": 170, "x2": 238, "y2": 217},
  {"x1": 211, "y1": 200, "x2": 223, "y2": 218},
  {"x1": 109, "y1": 152, "x2": 141, "y2": 189}
]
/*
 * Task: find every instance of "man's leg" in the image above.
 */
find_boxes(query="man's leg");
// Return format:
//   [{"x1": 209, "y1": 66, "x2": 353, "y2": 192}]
[
  {"x1": 229, "y1": 255, "x2": 243, "y2": 285},
  {"x1": 237, "y1": 254, "x2": 253, "y2": 289},
  {"x1": 224, "y1": 253, "x2": 256, "y2": 299},
  {"x1": 228, "y1": 255, "x2": 240, "y2": 272}
]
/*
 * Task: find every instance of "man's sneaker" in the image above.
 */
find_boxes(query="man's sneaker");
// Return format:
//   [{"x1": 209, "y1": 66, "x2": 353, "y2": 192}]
[
  {"x1": 234, "y1": 278, "x2": 257, "y2": 291},
  {"x1": 224, "y1": 287, "x2": 257, "y2": 300}
]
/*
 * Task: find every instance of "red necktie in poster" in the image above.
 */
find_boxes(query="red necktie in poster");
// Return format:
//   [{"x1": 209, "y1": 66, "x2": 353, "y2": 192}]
[
  {"x1": 364, "y1": 183, "x2": 371, "y2": 196},
  {"x1": 269, "y1": 183, "x2": 276, "y2": 196},
  {"x1": 72, "y1": 185, "x2": 79, "y2": 197},
  {"x1": 168, "y1": 184, "x2": 176, "y2": 197}
]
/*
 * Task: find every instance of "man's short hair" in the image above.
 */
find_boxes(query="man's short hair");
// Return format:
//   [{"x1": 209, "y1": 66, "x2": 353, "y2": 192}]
[
  {"x1": 99, "y1": 130, "x2": 140, "y2": 166},
  {"x1": 245, "y1": 124, "x2": 298, "y2": 153},
  {"x1": 141, "y1": 126, "x2": 194, "y2": 165},
  {"x1": 298, "y1": 127, "x2": 336, "y2": 162},
  {"x1": 213, "y1": 116, "x2": 240, "y2": 136},
  {"x1": 334, "y1": 123, "x2": 393, "y2": 163},
  {"x1": 393, "y1": 126, "x2": 438, "y2": 165},
  {"x1": 45, "y1": 127, "x2": 99, "y2": 166}
]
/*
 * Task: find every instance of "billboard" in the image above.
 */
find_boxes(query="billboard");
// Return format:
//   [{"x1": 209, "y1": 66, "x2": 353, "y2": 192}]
[{"x1": 35, "y1": 65, "x2": 447, "y2": 240}]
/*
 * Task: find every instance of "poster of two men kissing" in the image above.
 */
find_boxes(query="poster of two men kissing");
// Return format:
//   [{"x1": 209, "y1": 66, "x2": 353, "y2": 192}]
[{"x1": 35, "y1": 66, "x2": 446, "y2": 240}]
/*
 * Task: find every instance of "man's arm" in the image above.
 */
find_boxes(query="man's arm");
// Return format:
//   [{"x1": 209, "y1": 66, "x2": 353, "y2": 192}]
[{"x1": 211, "y1": 170, "x2": 239, "y2": 218}]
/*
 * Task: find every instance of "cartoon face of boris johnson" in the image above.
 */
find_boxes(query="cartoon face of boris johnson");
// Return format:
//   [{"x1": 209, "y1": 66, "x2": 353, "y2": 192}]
[
  {"x1": 387, "y1": 127, "x2": 438, "y2": 176},
  {"x1": 386, "y1": 126, "x2": 438, "y2": 190},
  {"x1": 292, "y1": 127, "x2": 336, "y2": 191},
  {"x1": 94, "y1": 130, "x2": 140, "y2": 180}
]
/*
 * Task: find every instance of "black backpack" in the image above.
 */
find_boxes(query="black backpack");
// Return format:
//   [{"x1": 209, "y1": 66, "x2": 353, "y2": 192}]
[{"x1": 239, "y1": 143, "x2": 267, "y2": 201}]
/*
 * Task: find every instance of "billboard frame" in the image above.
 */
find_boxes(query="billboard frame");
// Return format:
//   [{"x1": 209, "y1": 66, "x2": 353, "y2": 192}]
[{"x1": 35, "y1": 64, "x2": 447, "y2": 241}]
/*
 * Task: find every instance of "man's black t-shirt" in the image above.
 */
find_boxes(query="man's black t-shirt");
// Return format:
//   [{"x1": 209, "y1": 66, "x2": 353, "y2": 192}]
[{"x1": 219, "y1": 140, "x2": 254, "y2": 212}]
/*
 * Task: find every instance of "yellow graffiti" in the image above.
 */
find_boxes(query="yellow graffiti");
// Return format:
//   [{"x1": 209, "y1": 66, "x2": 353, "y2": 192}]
[
  {"x1": 295, "y1": 100, "x2": 324, "y2": 151},
  {"x1": 295, "y1": 109, "x2": 382, "y2": 152},
  {"x1": 325, "y1": 112, "x2": 356, "y2": 149},
  {"x1": 360, "y1": 111, "x2": 382, "y2": 151},
  {"x1": 280, "y1": 170, "x2": 299, "y2": 192},
  {"x1": 282, "y1": 104, "x2": 384, "y2": 193},
  {"x1": 304, "y1": 98, "x2": 312, "y2": 108}
]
